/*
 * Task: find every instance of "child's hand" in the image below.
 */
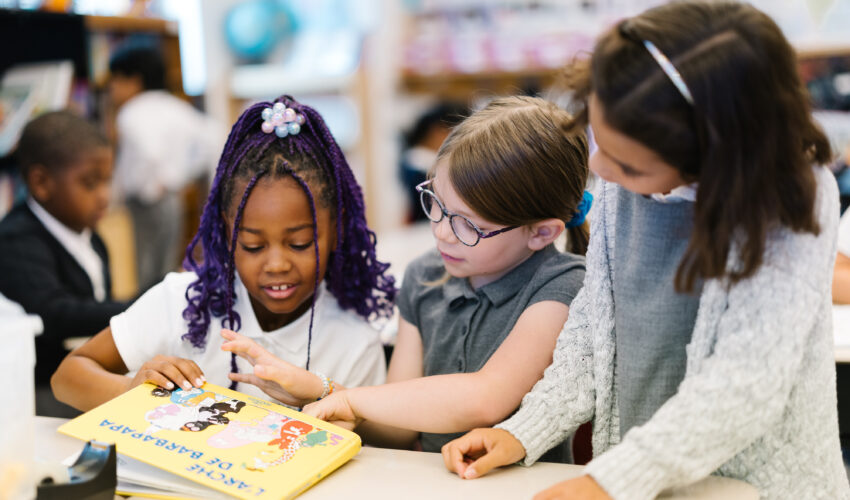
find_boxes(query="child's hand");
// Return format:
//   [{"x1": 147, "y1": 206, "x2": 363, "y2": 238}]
[
  {"x1": 441, "y1": 428, "x2": 527, "y2": 479},
  {"x1": 220, "y1": 329, "x2": 323, "y2": 407},
  {"x1": 302, "y1": 391, "x2": 362, "y2": 431},
  {"x1": 530, "y1": 476, "x2": 612, "y2": 500},
  {"x1": 129, "y1": 355, "x2": 205, "y2": 392}
]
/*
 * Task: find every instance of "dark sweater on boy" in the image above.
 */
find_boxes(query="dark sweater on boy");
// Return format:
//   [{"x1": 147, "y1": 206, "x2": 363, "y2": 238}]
[{"x1": 0, "y1": 202, "x2": 129, "y2": 385}]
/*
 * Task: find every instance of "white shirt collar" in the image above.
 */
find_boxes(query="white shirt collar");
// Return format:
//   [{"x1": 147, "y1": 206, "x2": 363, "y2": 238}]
[
  {"x1": 650, "y1": 183, "x2": 698, "y2": 203},
  {"x1": 27, "y1": 197, "x2": 106, "y2": 301}
]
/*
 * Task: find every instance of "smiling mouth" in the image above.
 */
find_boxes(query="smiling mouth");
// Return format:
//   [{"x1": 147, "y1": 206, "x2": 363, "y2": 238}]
[
  {"x1": 439, "y1": 251, "x2": 463, "y2": 263},
  {"x1": 262, "y1": 284, "x2": 297, "y2": 299}
]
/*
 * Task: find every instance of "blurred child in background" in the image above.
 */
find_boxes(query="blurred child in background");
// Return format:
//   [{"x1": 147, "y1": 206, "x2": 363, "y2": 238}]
[
  {"x1": 399, "y1": 103, "x2": 466, "y2": 223},
  {"x1": 108, "y1": 43, "x2": 224, "y2": 290},
  {"x1": 0, "y1": 110, "x2": 129, "y2": 417}
]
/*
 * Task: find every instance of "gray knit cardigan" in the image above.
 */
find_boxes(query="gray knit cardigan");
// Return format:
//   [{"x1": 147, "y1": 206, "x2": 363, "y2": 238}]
[{"x1": 497, "y1": 167, "x2": 850, "y2": 499}]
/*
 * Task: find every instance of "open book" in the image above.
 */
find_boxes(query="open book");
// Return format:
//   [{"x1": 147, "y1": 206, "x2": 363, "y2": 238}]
[{"x1": 58, "y1": 383, "x2": 360, "y2": 499}]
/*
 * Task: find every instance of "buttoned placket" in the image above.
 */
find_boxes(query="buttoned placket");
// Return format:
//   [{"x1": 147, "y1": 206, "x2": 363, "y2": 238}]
[{"x1": 449, "y1": 294, "x2": 481, "y2": 372}]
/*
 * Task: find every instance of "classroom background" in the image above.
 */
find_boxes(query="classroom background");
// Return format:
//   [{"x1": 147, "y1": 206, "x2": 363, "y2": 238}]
[
  {"x1": 3, "y1": 1, "x2": 850, "y2": 295},
  {"x1": 3, "y1": 0, "x2": 850, "y2": 488}
]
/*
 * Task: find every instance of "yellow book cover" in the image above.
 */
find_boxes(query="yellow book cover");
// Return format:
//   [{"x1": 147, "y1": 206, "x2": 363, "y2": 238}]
[{"x1": 58, "y1": 382, "x2": 361, "y2": 499}]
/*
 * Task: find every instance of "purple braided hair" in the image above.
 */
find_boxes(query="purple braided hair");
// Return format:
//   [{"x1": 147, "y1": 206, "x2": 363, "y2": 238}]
[
  {"x1": 181, "y1": 95, "x2": 396, "y2": 388},
  {"x1": 287, "y1": 170, "x2": 319, "y2": 370},
  {"x1": 221, "y1": 170, "x2": 265, "y2": 389}
]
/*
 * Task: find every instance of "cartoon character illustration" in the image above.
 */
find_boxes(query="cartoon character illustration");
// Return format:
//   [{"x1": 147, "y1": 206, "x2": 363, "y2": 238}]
[
  {"x1": 245, "y1": 421, "x2": 315, "y2": 471},
  {"x1": 301, "y1": 430, "x2": 330, "y2": 448},
  {"x1": 207, "y1": 411, "x2": 291, "y2": 449},
  {"x1": 268, "y1": 420, "x2": 313, "y2": 450},
  {"x1": 145, "y1": 402, "x2": 182, "y2": 421},
  {"x1": 145, "y1": 398, "x2": 246, "y2": 434},
  {"x1": 143, "y1": 386, "x2": 344, "y2": 472},
  {"x1": 152, "y1": 386, "x2": 217, "y2": 407}
]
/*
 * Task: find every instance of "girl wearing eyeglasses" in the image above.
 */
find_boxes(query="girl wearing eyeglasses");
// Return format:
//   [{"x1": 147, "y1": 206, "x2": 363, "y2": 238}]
[
  {"x1": 294, "y1": 95, "x2": 590, "y2": 457},
  {"x1": 439, "y1": 2, "x2": 849, "y2": 499}
]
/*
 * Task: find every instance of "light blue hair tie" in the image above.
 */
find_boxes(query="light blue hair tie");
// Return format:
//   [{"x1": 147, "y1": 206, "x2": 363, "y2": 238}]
[{"x1": 566, "y1": 190, "x2": 593, "y2": 228}]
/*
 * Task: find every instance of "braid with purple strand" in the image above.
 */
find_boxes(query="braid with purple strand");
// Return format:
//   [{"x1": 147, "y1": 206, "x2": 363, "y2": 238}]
[
  {"x1": 286, "y1": 170, "x2": 320, "y2": 370},
  {"x1": 293, "y1": 101, "x2": 396, "y2": 317},
  {"x1": 223, "y1": 170, "x2": 266, "y2": 389},
  {"x1": 181, "y1": 95, "x2": 395, "y2": 390}
]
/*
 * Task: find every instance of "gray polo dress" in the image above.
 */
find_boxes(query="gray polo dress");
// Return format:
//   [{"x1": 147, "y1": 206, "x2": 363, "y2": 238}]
[{"x1": 397, "y1": 244, "x2": 585, "y2": 456}]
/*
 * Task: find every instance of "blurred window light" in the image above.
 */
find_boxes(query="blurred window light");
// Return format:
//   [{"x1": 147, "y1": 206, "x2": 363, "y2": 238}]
[
  {"x1": 72, "y1": 0, "x2": 131, "y2": 15},
  {"x1": 17, "y1": 0, "x2": 43, "y2": 9},
  {"x1": 155, "y1": 0, "x2": 206, "y2": 96}
]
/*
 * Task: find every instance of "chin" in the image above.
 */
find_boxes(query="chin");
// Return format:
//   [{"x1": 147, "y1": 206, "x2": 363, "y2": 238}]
[
  {"x1": 441, "y1": 261, "x2": 467, "y2": 276},
  {"x1": 269, "y1": 296, "x2": 313, "y2": 314}
]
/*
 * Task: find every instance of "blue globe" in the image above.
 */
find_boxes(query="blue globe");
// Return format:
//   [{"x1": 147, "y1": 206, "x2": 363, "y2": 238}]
[{"x1": 224, "y1": 0, "x2": 294, "y2": 61}]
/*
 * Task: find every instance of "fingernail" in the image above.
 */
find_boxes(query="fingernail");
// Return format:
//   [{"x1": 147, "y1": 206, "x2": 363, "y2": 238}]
[
  {"x1": 166, "y1": 382, "x2": 174, "y2": 389},
  {"x1": 464, "y1": 468, "x2": 477, "y2": 479},
  {"x1": 183, "y1": 381, "x2": 192, "y2": 390},
  {"x1": 195, "y1": 378, "x2": 203, "y2": 386}
]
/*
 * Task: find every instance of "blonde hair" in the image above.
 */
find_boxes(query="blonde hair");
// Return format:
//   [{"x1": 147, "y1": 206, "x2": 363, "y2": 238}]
[{"x1": 434, "y1": 95, "x2": 590, "y2": 255}]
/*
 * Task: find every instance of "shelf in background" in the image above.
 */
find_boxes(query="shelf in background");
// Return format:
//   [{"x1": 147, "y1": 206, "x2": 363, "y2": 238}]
[
  {"x1": 796, "y1": 40, "x2": 850, "y2": 60},
  {"x1": 84, "y1": 14, "x2": 177, "y2": 35},
  {"x1": 401, "y1": 67, "x2": 563, "y2": 97}
]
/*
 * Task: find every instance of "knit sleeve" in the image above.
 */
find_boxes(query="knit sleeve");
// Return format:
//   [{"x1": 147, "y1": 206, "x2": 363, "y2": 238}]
[
  {"x1": 584, "y1": 172, "x2": 840, "y2": 500},
  {"x1": 492, "y1": 182, "x2": 611, "y2": 465},
  {"x1": 495, "y1": 281, "x2": 596, "y2": 464}
]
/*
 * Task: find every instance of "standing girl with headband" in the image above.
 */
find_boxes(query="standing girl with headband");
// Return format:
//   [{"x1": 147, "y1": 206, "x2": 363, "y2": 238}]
[
  {"x1": 52, "y1": 96, "x2": 395, "y2": 411},
  {"x1": 227, "y1": 95, "x2": 590, "y2": 457},
  {"x1": 442, "y1": 2, "x2": 850, "y2": 499}
]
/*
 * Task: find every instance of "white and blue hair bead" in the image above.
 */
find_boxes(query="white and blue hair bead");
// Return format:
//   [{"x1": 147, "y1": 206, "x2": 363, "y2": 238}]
[{"x1": 261, "y1": 103, "x2": 304, "y2": 137}]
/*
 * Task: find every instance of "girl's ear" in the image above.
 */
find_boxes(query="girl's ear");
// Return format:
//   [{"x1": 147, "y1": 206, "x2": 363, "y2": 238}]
[{"x1": 526, "y1": 218, "x2": 565, "y2": 251}]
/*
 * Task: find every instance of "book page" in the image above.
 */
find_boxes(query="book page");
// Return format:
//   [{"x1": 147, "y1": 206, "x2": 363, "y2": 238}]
[{"x1": 58, "y1": 383, "x2": 361, "y2": 500}]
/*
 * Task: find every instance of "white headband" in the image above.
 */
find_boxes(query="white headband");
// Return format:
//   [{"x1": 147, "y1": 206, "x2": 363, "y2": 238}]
[{"x1": 642, "y1": 39, "x2": 695, "y2": 105}]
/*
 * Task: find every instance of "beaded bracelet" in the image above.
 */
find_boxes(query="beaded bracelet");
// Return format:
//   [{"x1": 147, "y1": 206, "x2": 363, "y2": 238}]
[{"x1": 316, "y1": 372, "x2": 334, "y2": 400}]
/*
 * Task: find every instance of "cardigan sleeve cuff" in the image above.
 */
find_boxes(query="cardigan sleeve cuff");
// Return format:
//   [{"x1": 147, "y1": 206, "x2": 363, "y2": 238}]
[
  {"x1": 495, "y1": 399, "x2": 571, "y2": 466},
  {"x1": 583, "y1": 440, "x2": 669, "y2": 500}
]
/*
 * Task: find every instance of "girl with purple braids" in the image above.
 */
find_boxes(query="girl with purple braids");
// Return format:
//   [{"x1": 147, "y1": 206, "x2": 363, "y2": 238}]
[{"x1": 52, "y1": 96, "x2": 396, "y2": 411}]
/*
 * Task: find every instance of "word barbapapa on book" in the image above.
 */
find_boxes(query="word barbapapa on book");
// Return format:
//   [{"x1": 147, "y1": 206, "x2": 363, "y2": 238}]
[{"x1": 58, "y1": 382, "x2": 361, "y2": 499}]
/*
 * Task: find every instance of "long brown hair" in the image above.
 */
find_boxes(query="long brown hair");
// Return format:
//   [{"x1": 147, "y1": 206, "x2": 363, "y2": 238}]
[
  {"x1": 562, "y1": 1, "x2": 831, "y2": 291},
  {"x1": 435, "y1": 95, "x2": 590, "y2": 255}
]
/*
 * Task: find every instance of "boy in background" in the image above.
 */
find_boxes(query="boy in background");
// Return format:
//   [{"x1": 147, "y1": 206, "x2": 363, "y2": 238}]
[{"x1": 0, "y1": 110, "x2": 129, "y2": 417}]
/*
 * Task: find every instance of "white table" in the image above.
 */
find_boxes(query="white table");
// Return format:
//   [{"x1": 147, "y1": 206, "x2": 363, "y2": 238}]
[{"x1": 36, "y1": 416, "x2": 757, "y2": 500}]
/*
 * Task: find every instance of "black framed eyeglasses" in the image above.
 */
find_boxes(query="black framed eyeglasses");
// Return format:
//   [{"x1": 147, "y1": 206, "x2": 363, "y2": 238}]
[{"x1": 415, "y1": 179, "x2": 518, "y2": 247}]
